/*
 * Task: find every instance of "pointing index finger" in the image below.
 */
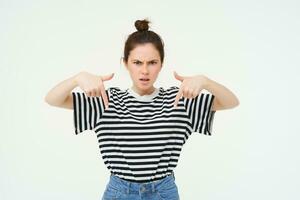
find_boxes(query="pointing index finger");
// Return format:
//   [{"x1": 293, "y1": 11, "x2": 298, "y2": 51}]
[
  {"x1": 100, "y1": 84, "x2": 109, "y2": 110},
  {"x1": 173, "y1": 87, "x2": 183, "y2": 108}
]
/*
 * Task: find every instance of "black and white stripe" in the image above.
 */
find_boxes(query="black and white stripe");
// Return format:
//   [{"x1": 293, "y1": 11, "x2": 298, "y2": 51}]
[
  {"x1": 182, "y1": 87, "x2": 216, "y2": 135},
  {"x1": 72, "y1": 91, "x2": 108, "y2": 134},
  {"x1": 72, "y1": 86, "x2": 216, "y2": 182}
]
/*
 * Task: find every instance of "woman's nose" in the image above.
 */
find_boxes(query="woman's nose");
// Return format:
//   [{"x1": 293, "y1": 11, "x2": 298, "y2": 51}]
[{"x1": 141, "y1": 65, "x2": 149, "y2": 74}]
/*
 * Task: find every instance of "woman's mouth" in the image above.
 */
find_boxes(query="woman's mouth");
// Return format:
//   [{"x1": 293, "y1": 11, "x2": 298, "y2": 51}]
[{"x1": 139, "y1": 78, "x2": 150, "y2": 84}]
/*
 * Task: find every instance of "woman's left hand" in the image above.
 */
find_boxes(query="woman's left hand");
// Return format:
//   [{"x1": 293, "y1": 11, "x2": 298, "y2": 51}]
[{"x1": 173, "y1": 71, "x2": 208, "y2": 108}]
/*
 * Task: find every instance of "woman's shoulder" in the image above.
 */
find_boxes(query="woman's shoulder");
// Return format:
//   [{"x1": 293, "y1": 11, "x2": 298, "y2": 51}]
[
  {"x1": 165, "y1": 86, "x2": 179, "y2": 90},
  {"x1": 107, "y1": 86, "x2": 127, "y2": 96},
  {"x1": 163, "y1": 86, "x2": 179, "y2": 94}
]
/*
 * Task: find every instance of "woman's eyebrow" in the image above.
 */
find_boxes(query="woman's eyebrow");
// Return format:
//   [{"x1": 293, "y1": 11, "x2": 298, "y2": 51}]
[{"x1": 132, "y1": 59, "x2": 159, "y2": 62}]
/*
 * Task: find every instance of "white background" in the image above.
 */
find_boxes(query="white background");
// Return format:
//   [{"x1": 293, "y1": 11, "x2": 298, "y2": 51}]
[{"x1": 1, "y1": 0, "x2": 299, "y2": 199}]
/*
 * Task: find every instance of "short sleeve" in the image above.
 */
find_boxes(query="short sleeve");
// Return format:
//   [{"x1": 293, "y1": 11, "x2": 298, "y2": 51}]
[
  {"x1": 72, "y1": 90, "x2": 108, "y2": 135},
  {"x1": 182, "y1": 91, "x2": 216, "y2": 135}
]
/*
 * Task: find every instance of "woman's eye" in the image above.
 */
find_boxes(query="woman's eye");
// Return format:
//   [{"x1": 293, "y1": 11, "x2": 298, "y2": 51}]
[{"x1": 133, "y1": 61, "x2": 156, "y2": 65}]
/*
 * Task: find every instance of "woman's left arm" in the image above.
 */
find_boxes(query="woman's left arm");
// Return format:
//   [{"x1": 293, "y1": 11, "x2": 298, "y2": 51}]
[{"x1": 203, "y1": 76, "x2": 240, "y2": 111}]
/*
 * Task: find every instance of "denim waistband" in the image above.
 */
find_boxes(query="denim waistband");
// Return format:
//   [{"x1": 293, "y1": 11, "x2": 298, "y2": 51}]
[{"x1": 107, "y1": 172, "x2": 176, "y2": 194}]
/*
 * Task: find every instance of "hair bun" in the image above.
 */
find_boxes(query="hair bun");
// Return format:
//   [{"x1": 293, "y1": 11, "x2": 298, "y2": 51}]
[{"x1": 135, "y1": 19, "x2": 150, "y2": 31}]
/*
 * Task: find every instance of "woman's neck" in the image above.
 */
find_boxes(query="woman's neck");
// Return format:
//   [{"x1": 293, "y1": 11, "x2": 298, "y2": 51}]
[{"x1": 131, "y1": 86, "x2": 156, "y2": 96}]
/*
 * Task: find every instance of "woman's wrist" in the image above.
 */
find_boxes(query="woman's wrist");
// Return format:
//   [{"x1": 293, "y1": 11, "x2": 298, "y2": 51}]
[
  {"x1": 196, "y1": 74, "x2": 209, "y2": 89},
  {"x1": 73, "y1": 71, "x2": 84, "y2": 87}
]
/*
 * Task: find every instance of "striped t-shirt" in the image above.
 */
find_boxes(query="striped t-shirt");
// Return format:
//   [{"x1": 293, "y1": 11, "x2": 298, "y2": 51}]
[{"x1": 72, "y1": 86, "x2": 216, "y2": 183}]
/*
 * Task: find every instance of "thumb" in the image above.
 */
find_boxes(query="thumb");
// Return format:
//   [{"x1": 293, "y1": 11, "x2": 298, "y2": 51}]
[
  {"x1": 101, "y1": 73, "x2": 114, "y2": 81},
  {"x1": 173, "y1": 71, "x2": 184, "y2": 82}
]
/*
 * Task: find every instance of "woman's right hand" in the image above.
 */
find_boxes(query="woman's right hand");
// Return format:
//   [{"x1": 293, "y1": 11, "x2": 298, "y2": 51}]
[{"x1": 75, "y1": 71, "x2": 114, "y2": 109}]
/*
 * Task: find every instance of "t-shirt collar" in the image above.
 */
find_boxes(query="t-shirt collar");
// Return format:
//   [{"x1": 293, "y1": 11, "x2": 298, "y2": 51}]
[{"x1": 127, "y1": 87, "x2": 160, "y2": 101}]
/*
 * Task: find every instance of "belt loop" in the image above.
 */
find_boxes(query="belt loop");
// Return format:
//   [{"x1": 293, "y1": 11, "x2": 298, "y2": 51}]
[
  {"x1": 152, "y1": 182, "x2": 155, "y2": 192},
  {"x1": 127, "y1": 182, "x2": 130, "y2": 194}
]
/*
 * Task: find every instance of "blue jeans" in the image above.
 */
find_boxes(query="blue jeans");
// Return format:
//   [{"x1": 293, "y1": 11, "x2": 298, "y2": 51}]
[{"x1": 101, "y1": 172, "x2": 180, "y2": 200}]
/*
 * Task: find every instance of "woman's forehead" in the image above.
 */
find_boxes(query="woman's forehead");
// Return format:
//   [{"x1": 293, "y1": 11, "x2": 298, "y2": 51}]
[{"x1": 129, "y1": 47, "x2": 160, "y2": 61}]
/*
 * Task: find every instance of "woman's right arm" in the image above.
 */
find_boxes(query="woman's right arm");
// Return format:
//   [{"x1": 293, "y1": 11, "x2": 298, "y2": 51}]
[
  {"x1": 44, "y1": 71, "x2": 114, "y2": 110},
  {"x1": 44, "y1": 72, "x2": 80, "y2": 110}
]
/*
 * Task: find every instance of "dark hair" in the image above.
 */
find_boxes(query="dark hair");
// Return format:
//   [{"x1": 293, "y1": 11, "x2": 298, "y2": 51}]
[{"x1": 122, "y1": 18, "x2": 165, "y2": 65}]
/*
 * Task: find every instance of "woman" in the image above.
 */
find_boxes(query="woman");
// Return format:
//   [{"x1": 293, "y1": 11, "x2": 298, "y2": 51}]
[{"x1": 45, "y1": 18, "x2": 239, "y2": 200}]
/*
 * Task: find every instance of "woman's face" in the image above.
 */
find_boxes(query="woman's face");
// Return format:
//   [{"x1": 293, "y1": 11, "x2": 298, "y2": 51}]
[{"x1": 124, "y1": 43, "x2": 162, "y2": 95}]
